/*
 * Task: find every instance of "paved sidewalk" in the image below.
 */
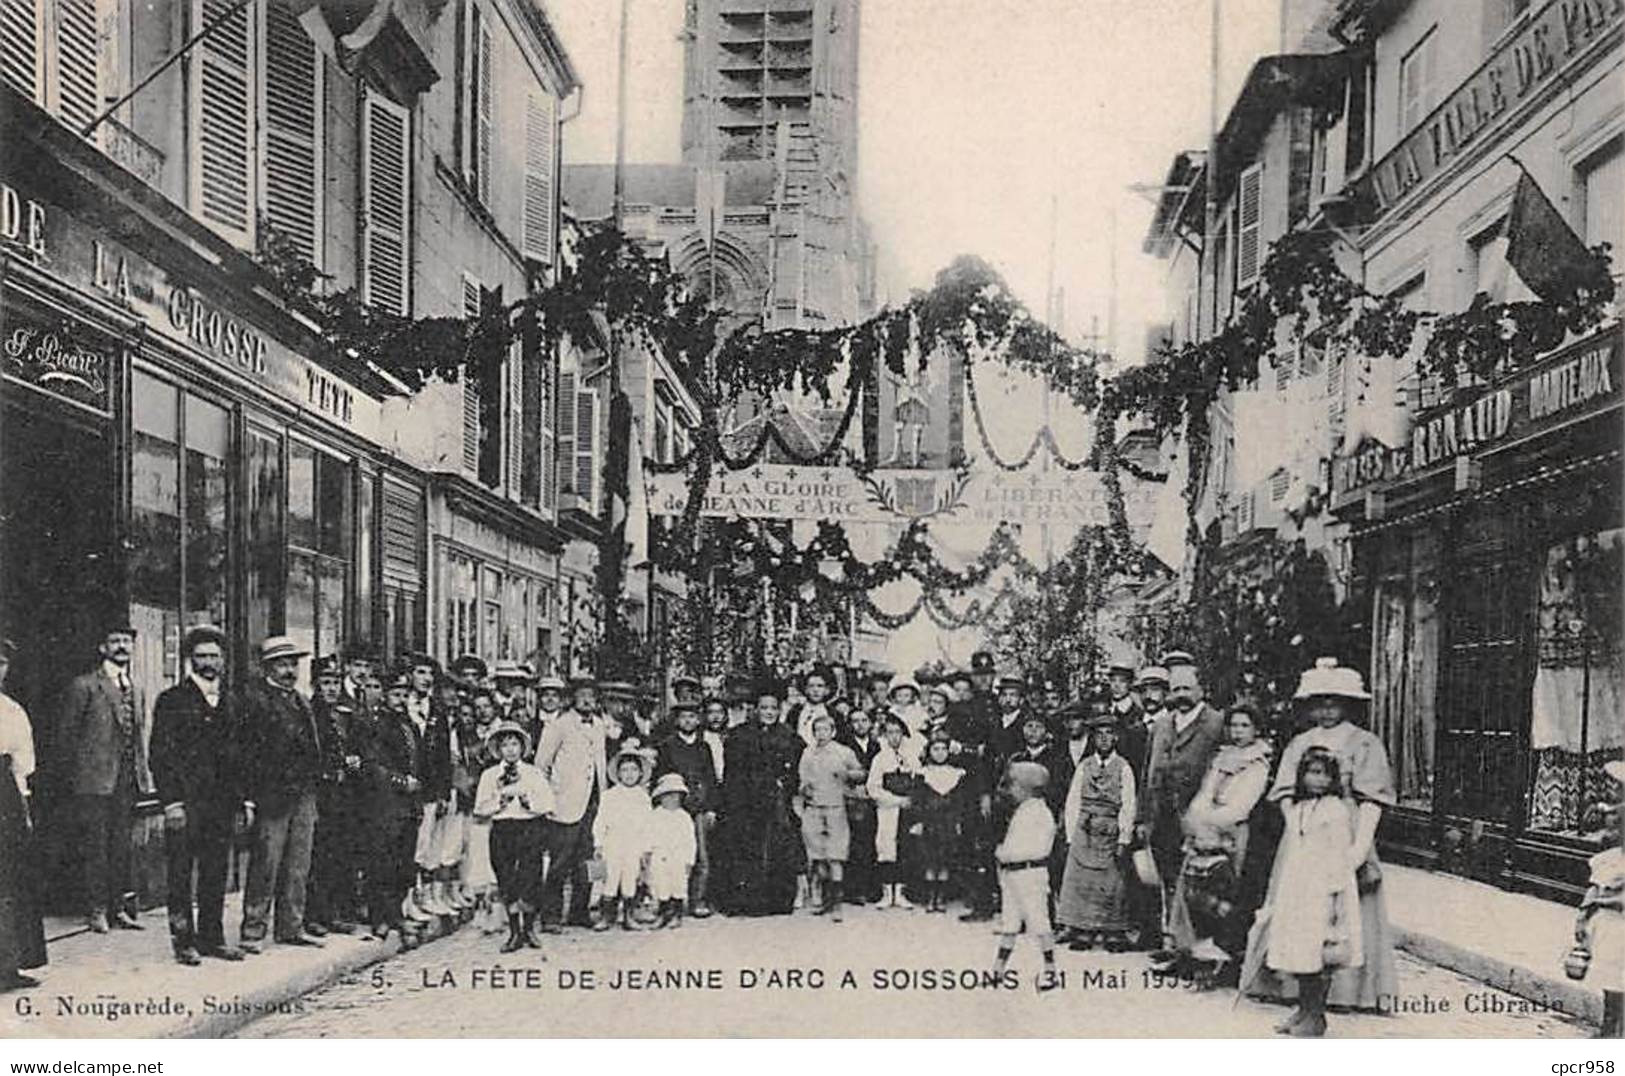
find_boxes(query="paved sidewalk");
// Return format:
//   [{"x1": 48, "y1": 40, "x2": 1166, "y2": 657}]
[
  {"x1": 1, "y1": 894, "x2": 415, "y2": 1039},
  {"x1": 1385, "y1": 863, "x2": 1603, "y2": 1027}
]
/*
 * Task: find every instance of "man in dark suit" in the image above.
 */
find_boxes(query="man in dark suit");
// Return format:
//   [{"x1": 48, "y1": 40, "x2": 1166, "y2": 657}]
[
  {"x1": 149, "y1": 625, "x2": 248, "y2": 965},
  {"x1": 839, "y1": 706, "x2": 882, "y2": 904},
  {"x1": 239, "y1": 636, "x2": 325, "y2": 954},
  {"x1": 58, "y1": 625, "x2": 146, "y2": 933},
  {"x1": 1135, "y1": 658, "x2": 1225, "y2": 959}
]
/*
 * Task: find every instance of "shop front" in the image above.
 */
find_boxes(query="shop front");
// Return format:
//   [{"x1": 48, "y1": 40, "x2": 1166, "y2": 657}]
[
  {"x1": 432, "y1": 474, "x2": 563, "y2": 676},
  {"x1": 1336, "y1": 324, "x2": 1623, "y2": 900},
  {"x1": 0, "y1": 106, "x2": 427, "y2": 907}
]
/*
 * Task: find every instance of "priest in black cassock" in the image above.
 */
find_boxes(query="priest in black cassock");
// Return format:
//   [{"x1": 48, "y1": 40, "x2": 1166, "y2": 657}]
[{"x1": 718, "y1": 681, "x2": 805, "y2": 916}]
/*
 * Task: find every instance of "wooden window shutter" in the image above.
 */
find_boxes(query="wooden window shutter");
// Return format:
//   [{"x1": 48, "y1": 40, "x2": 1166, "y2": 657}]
[
  {"x1": 476, "y1": 15, "x2": 493, "y2": 206},
  {"x1": 1274, "y1": 350, "x2": 1292, "y2": 392},
  {"x1": 461, "y1": 276, "x2": 481, "y2": 474},
  {"x1": 574, "y1": 387, "x2": 598, "y2": 514},
  {"x1": 508, "y1": 338, "x2": 522, "y2": 494},
  {"x1": 361, "y1": 88, "x2": 410, "y2": 315},
  {"x1": 1326, "y1": 344, "x2": 1346, "y2": 444},
  {"x1": 191, "y1": 0, "x2": 255, "y2": 246},
  {"x1": 555, "y1": 369, "x2": 576, "y2": 508},
  {"x1": 262, "y1": 0, "x2": 323, "y2": 266},
  {"x1": 54, "y1": 0, "x2": 99, "y2": 133},
  {"x1": 1, "y1": 0, "x2": 41, "y2": 102},
  {"x1": 1236, "y1": 164, "x2": 1262, "y2": 288},
  {"x1": 523, "y1": 90, "x2": 556, "y2": 261}
]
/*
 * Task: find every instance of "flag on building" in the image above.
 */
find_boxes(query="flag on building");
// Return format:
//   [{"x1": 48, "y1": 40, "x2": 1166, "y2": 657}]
[{"x1": 1502, "y1": 167, "x2": 1613, "y2": 302}]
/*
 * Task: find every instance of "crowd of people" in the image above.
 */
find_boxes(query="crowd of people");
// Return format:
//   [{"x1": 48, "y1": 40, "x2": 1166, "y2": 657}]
[{"x1": 0, "y1": 626, "x2": 1620, "y2": 1038}]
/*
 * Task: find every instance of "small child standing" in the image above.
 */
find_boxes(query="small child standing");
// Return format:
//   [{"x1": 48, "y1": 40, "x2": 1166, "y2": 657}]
[
  {"x1": 1259, "y1": 747, "x2": 1363, "y2": 1037},
  {"x1": 992, "y1": 760, "x2": 1060, "y2": 991},
  {"x1": 472, "y1": 722, "x2": 554, "y2": 953},
  {"x1": 592, "y1": 749, "x2": 651, "y2": 931},
  {"x1": 867, "y1": 713, "x2": 920, "y2": 908},
  {"x1": 647, "y1": 773, "x2": 698, "y2": 928},
  {"x1": 798, "y1": 713, "x2": 867, "y2": 922},
  {"x1": 913, "y1": 734, "x2": 967, "y2": 914},
  {"x1": 1566, "y1": 759, "x2": 1623, "y2": 1039}
]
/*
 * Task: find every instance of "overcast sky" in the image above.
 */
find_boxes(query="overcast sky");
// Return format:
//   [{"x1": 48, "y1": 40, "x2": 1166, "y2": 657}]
[{"x1": 544, "y1": 0, "x2": 1293, "y2": 362}]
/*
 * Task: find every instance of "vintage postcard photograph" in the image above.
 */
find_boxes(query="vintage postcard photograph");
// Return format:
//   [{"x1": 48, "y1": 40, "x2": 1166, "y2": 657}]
[{"x1": 0, "y1": 0, "x2": 1620, "y2": 1050}]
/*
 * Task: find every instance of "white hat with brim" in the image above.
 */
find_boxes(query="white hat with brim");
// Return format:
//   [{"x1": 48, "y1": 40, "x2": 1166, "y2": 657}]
[
  {"x1": 651, "y1": 773, "x2": 689, "y2": 800},
  {"x1": 887, "y1": 679, "x2": 919, "y2": 699},
  {"x1": 486, "y1": 721, "x2": 532, "y2": 759},
  {"x1": 493, "y1": 661, "x2": 533, "y2": 682},
  {"x1": 1136, "y1": 665, "x2": 1170, "y2": 687},
  {"x1": 536, "y1": 675, "x2": 566, "y2": 692},
  {"x1": 259, "y1": 636, "x2": 309, "y2": 663},
  {"x1": 1293, "y1": 657, "x2": 1372, "y2": 701}
]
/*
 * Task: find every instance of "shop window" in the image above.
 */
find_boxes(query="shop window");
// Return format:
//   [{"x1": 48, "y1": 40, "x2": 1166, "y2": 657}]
[
  {"x1": 245, "y1": 426, "x2": 284, "y2": 646},
  {"x1": 129, "y1": 370, "x2": 181, "y2": 710},
  {"x1": 183, "y1": 395, "x2": 229, "y2": 633},
  {"x1": 482, "y1": 565, "x2": 503, "y2": 666},
  {"x1": 445, "y1": 550, "x2": 477, "y2": 659},
  {"x1": 1528, "y1": 528, "x2": 1623, "y2": 843},
  {"x1": 381, "y1": 473, "x2": 425, "y2": 661},
  {"x1": 286, "y1": 441, "x2": 352, "y2": 682},
  {"x1": 1369, "y1": 528, "x2": 1441, "y2": 812},
  {"x1": 355, "y1": 471, "x2": 376, "y2": 648}
]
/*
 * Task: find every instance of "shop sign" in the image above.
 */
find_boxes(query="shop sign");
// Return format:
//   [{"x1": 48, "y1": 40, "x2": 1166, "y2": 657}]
[
  {"x1": 1, "y1": 315, "x2": 114, "y2": 414},
  {"x1": 0, "y1": 171, "x2": 382, "y2": 440},
  {"x1": 1357, "y1": 0, "x2": 1624, "y2": 216},
  {"x1": 1331, "y1": 326, "x2": 1621, "y2": 506},
  {"x1": 649, "y1": 463, "x2": 1112, "y2": 525}
]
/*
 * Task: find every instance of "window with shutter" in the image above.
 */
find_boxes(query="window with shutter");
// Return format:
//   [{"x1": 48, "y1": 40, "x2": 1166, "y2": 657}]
[
  {"x1": 574, "y1": 387, "x2": 597, "y2": 513},
  {"x1": 262, "y1": 0, "x2": 323, "y2": 266},
  {"x1": 1326, "y1": 343, "x2": 1346, "y2": 441},
  {"x1": 1236, "y1": 164, "x2": 1262, "y2": 289},
  {"x1": 54, "y1": 0, "x2": 98, "y2": 133},
  {"x1": 192, "y1": 0, "x2": 255, "y2": 246},
  {"x1": 462, "y1": 275, "x2": 482, "y2": 475},
  {"x1": 1269, "y1": 469, "x2": 1289, "y2": 504},
  {"x1": 1274, "y1": 351, "x2": 1293, "y2": 392},
  {"x1": 474, "y1": 8, "x2": 493, "y2": 207},
  {"x1": 361, "y1": 89, "x2": 410, "y2": 315},
  {"x1": 555, "y1": 369, "x2": 575, "y2": 507},
  {"x1": 508, "y1": 338, "x2": 522, "y2": 494},
  {"x1": 523, "y1": 90, "x2": 556, "y2": 261},
  {"x1": 1, "y1": 0, "x2": 40, "y2": 102}
]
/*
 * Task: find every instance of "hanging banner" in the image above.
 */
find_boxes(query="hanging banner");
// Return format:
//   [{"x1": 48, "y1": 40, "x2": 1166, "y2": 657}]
[{"x1": 648, "y1": 463, "x2": 1113, "y2": 526}]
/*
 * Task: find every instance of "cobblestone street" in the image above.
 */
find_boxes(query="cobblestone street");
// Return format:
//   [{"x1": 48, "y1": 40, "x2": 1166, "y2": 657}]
[{"x1": 235, "y1": 905, "x2": 1595, "y2": 1039}]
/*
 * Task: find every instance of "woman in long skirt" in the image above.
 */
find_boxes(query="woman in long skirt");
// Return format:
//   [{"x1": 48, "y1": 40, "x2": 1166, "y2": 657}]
[
  {"x1": 0, "y1": 641, "x2": 46, "y2": 991},
  {"x1": 1056, "y1": 713, "x2": 1137, "y2": 950},
  {"x1": 1244, "y1": 659, "x2": 1400, "y2": 1024}
]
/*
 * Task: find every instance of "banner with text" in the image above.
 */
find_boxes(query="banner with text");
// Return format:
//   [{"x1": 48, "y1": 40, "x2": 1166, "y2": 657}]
[{"x1": 648, "y1": 464, "x2": 1115, "y2": 526}]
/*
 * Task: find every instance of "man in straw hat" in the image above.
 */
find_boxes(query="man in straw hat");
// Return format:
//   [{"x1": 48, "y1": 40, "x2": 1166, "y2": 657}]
[
  {"x1": 534, "y1": 675, "x2": 611, "y2": 931},
  {"x1": 1137, "y1": 658, "x2": 1225, "y2": 958},
  {"x1": 149, "y1": 625, "x2": 247, "y2": 965},
  {"x1": 239, "y1": 636, "x2": 326, "y2": 954},
  {"x1": 59, "y1": 622, "x2": 146, "y2": 935},
  {"x1": 473, "y1": 720, "x2": 552, "y2": 953},
  {"x1": 991, "y1": 760, "x2": 1062, "y2": 992}
]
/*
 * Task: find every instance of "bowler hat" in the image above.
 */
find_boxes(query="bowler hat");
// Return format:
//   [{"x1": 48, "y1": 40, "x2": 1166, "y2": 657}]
[
  {"x1": 970, "y1": 651, "x2": 996, "y2": 673},
  {"x1": 568, "y1": 674, "x2": 599, "y2": 691},
  {"x1": 1084, "y1": 710, "x2": 1119, "y2": 730},
  {"x1": 385, "y1": 670, "x2": 412, "y2": 690},
  {"x1": 995, "y1": 673, "x2": 1027, "y2": 691},
  {"x1": 314, "y1": 655, "x2": 344, "y2": 680},
  {"x1": 651, "y1": 773, "x2": 689, "y2": 800},
  {"x1": 259, "y1": 635, "x2": 308, "y2": 663},
  {"x1": 1107, "y1": 662, "x2": 1135, "y2": 678},
  {"x1": 344, "y1": 643, "x2": 379, "y2": 664},
  {"x1": 404, "y1": 651, "x2": 439, "y2": 672},
  {"x1": 181, "y1": 624, "x2": 227, "y2": 655},
  {"x1": 671, "y1": 674, "x2": 702, "y2": 692}
]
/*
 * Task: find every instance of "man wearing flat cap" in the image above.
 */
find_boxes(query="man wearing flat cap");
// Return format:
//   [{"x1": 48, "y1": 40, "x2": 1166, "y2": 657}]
[
  {"x1": 305, "y1": 656, "x2": 364, "y2": 938},
  {"x1": 239, "y1": 636, "x2": 326, "y2": 953},
  {"x1": 58, "y1": 623, "x2": 147, "y2": 934},
  {"x1": 149, "y1": 625, "x2": 247, "y2": 964}
]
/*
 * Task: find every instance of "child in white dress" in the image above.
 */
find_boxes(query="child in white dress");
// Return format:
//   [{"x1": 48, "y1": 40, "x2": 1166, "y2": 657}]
[
  {"x1": 647, "y1": 773, "x2": 698, "y2": 929},
  {"x1": 1262, "y1": 747, "x2": 1363, "y2": 1036},
  {"x1": 592, "y1": 750, "x2": 651, "y2": 931},
  {"x1": 867, "y1": 713, "x2": 919, "y2": 908}
]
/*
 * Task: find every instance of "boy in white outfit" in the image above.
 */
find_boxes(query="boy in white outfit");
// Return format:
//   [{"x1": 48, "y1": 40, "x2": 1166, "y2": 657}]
[
  {"x1": 647, "y1": 773, "x2": 698, "y2": 928},
  {"x1": 993, "y1": 760, "x2": 1061, "y2": 992},
  {"x1": 592, "y1": 749, "x2": 651, "y2": 931}
]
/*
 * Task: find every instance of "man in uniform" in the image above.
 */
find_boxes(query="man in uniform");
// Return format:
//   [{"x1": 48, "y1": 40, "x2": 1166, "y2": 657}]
[
  {"x1": 305, "y1": 656, "x2": 364, "y2": 937},
  {"x1": 341, "y1": 645, "x2": 376, "y2": 715}
]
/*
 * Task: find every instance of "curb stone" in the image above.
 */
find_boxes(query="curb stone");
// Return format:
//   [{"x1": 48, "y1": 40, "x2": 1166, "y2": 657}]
[{"x1": 1393, "y1": 926, "x2": 1601, "y2": 1029}]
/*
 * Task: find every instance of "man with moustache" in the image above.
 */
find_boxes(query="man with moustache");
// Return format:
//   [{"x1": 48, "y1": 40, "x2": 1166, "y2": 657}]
[
  {"x1": 239, "y1": 636, "x2": 326, "y2": 953},
  {"x1": 1135, "y1": 657, "x2": 1225, "y2": 960},
  {"x1": 341, "y1": 646, "x2": 377, "y2": 715},
  {"x1": 305, "y1": 656, "x2": 364, "y2": 937},
  {"x1": 148, "y1": 625, "x2": 247, "y2": 964},
  {"x1": 533, "y1": 676, "x2": 610, "y2": 931},
  {"x1": 361, "y1": 670, "x2": 428, "y2": 946},
  {"x1": 58, "y1": 624, "x2": 147, "y2": 934}
]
